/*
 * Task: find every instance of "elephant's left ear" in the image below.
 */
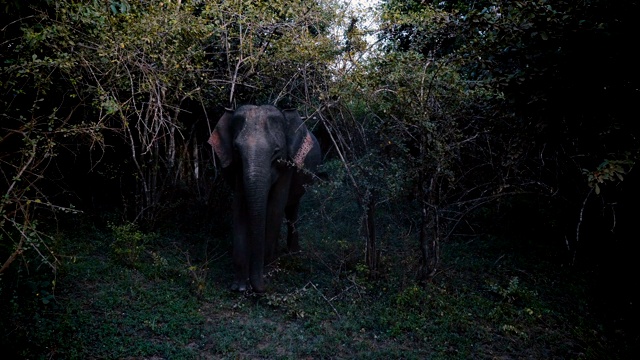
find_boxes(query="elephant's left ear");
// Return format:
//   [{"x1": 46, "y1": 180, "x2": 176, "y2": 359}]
[{"x1": 283, "y1": 109, "x2": 314, "y2": 169}]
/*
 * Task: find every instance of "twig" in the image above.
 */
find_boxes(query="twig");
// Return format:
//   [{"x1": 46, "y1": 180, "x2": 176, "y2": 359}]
[
  {"x1": 573, "y1": 187, "x2": 593, "y2": 265},
  {"x1": 307, "y1": 281, "x2": 341, "y2": 320},
  {"x1": 0, "y1": 234, "x2": 24, "y2": 274}
]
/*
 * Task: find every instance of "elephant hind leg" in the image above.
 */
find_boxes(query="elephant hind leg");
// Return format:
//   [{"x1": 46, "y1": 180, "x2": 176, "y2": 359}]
[
  {"x1": 285, "y1": 201, "x2": 301, "y2": 253},
  {"x1": 250, "y1": 273, "x2": 266, "y2": 293}
]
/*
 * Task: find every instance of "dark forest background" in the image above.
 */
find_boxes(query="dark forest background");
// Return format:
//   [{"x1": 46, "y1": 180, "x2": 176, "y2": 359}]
[{"x1": 1, "y1": 0, "x2": 638, "y2": 358}]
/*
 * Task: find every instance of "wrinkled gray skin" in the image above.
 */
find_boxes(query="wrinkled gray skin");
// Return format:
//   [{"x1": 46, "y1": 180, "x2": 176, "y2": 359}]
[{"x1": 209, "y1": 105, "x2": 321, "y2": 293}]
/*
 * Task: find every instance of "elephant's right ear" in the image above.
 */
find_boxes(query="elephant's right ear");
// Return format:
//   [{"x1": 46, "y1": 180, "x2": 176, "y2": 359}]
[{"x1": 208, "y1": 110, "x2": 234, "y2": 168}]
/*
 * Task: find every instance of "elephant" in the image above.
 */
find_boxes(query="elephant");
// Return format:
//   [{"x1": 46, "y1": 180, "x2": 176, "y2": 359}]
[{"x1": 208, "y1": 105, "x2": 321, "y2": 293}]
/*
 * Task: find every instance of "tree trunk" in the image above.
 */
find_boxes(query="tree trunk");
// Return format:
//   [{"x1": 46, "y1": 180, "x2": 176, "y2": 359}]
[
  {"x1": 419, "y1": 177, "x2": 440, "y2": 282},
  {"x1": 363, "y1": 189, "x2": 378, "y2": 278}
]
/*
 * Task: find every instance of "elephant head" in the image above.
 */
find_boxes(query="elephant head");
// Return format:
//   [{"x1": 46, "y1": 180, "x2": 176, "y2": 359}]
[{"x1": 208, "y1": 105, "x2": 320, "y2": 292}]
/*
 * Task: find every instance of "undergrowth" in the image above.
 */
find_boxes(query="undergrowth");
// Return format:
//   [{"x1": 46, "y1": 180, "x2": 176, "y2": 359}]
[{"x1": 0, "y1": 185, "x2": 634, "y2": 359}]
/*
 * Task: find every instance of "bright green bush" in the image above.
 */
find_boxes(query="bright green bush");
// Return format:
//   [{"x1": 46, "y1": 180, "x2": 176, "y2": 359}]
[{"x1": 109, "y1": 222, "x2": 156, "y2": 266}]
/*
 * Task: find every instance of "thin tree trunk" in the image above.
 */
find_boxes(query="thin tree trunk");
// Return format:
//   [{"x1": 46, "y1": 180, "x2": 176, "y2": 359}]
[
  {"x1": 364, "y1": 190, "x2": 378, "y2": 277},
  {"x1": 419, "y1": 177, "x2": 440, "y2": 282}
]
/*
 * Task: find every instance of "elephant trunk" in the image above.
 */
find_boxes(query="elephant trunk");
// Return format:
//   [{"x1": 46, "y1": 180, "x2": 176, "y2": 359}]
[{"x1": 242, "y1": 158, "x2": 271, "y2": 293}]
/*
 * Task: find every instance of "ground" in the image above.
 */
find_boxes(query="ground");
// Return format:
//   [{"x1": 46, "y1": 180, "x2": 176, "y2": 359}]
[{"x1": 1, "y1": 188, "x2": 635, "y2": 359}]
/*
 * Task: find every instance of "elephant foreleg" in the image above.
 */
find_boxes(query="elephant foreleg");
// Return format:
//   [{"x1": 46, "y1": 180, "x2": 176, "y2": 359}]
[
  {"x1": 285, "y1": 201, "x2": 301, "y2": 253},
  {"x1": 231, "y1": 188, "x2": 249, "y2": 292}
]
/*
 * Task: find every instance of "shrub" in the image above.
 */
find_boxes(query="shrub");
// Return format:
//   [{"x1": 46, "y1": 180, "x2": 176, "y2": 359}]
[{"x1": 109, "y1": 222, "x2": 156, "y2": 266}]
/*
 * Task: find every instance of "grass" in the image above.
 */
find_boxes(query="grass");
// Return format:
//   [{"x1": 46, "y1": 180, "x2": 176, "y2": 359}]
[{"x1": 1, "y1": 183, "x2": 635, "y2": 359}]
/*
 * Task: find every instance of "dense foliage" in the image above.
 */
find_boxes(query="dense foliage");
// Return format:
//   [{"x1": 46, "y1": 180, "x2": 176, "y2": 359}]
[
  {"x1": 1, "y1": 0, "x2": 637, "y2": 357},
  {"x1": 1, "y1": 0, "x2": 340, "y2": 270}
]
